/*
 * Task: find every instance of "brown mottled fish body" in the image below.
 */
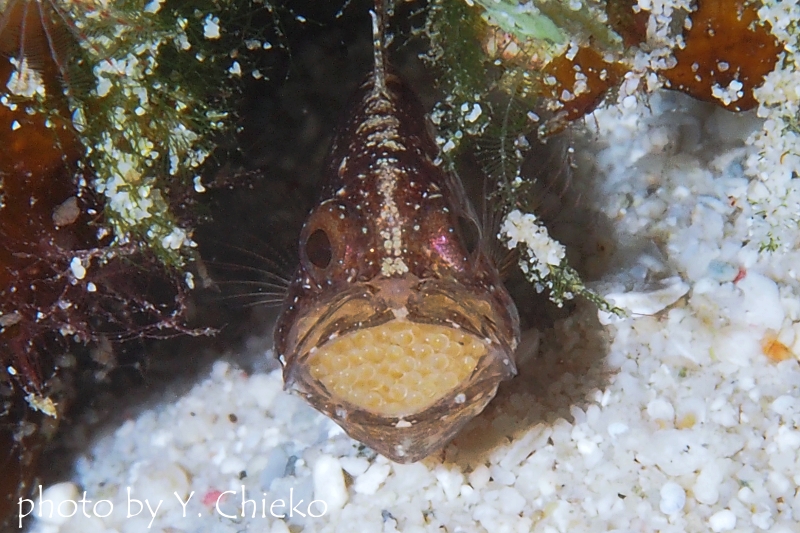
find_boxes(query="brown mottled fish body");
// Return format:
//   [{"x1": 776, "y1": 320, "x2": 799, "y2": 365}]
[{"x1": 274, "y1": 9, "x2": 519, "y2": 462}]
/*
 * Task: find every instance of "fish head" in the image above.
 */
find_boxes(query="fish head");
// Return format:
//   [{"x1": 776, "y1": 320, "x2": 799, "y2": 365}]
[{"x1": 273, "y1": 70, "x2": 520, "y2": 463}]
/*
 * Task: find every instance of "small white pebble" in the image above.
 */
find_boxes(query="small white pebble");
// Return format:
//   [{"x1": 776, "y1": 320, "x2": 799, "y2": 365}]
[
  {"x1": 434, "y1": 466, "x2": 464, "y2": 501},
  {"x1": 489, "y1": 464, "x2": 516, "y2": 486},
  {"x1": 498, "y1": 486, "x2": 526, "y2": 515},
  {"x1": 220, "y1": 456, "x2": 247, "y2": 475},
  {"x1": 576, "y1": 438, "x2": 598, "y2": 455},
  {"x1": 607, "y1": 422, "x2": 629, "y2": 437},
  {"x1": 353, "y1": 463, "x2": 390, "y2": 495},
  {"x1": 313, "y1": 455, "x2": 348, "y2": 511},
  {"x1": 737, "y1": 273, "x2": 784, "y2": 329},
  {"x1": 647, "y1": 398, "x2": 675, "y2": 422},
  {"x1": 694, "y1": 461, "x2": 723, "y2": 505},
  {"x1": 469, "y1": 464, "x2": 490, "y2": 490},
  {"x1": 775, "y1": 425, "x2": 800, "y2": 451},
  {"x1": 537, "y1": 471, "x2": 556, "y2": 496},
  {"x1": 659, "y1": 482, "x2": 686, "y2": 514},
  {"x1": 138, "y1": 463, "x2": 191, "y2": 511},
  {"x1": 34, "y1": 482, "x2": 80, "y2": 525},
  {"x1": 338, "y1": 456, "x2": 369, "y2": 477},
  {"x1": 770, "y1": 395, "x2": 795, "y2": 417},
  {"x1": 752, "y1": 510, "x2": 772, "y2": 530},
  {"x1": 709, "y1": 509, "x2": 736, "y2": 531},
  {"x1": 270, "y1": 519, "x2": 291, "y2": 533}
]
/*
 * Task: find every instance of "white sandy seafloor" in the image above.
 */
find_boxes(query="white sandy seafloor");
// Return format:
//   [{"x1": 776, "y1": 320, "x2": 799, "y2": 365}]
[{"x1": 26, "y1": 89, "x2": 800, "y2": 533}]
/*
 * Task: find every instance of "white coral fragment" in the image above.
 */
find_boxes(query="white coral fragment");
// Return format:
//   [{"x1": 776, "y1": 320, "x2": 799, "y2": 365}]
[{"x1": 597, "y1": 277, "x2": 689, "y2": 325}]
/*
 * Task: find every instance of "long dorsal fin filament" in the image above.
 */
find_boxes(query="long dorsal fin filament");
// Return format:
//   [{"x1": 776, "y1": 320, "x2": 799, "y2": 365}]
[{"x1": 369, "y1": 4, "x2": 389, "y2": 98}]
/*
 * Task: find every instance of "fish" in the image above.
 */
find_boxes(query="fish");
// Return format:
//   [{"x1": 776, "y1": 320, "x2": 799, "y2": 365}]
[{"x1": 273, "y1": 2, "x2": 520, "y2": 463}]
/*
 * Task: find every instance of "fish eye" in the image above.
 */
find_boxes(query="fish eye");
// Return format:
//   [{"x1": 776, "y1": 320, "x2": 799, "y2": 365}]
[
  {"x1": 456, "y1": 215, "x2": 481, "y2": 256},
  {"x1": 306, "y1": 228, "x2": 332, "y2": 269}
]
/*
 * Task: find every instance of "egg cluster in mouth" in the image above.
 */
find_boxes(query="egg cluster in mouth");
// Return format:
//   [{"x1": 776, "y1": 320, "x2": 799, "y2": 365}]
[{"x1": 307, "y1": 320, "x2": 487, "y2": 417}]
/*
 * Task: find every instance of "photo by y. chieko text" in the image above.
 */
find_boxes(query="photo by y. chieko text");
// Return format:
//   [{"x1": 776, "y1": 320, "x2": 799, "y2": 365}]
[{"x1": 18, "y1": 484, "x2": 328, "y2": 529}]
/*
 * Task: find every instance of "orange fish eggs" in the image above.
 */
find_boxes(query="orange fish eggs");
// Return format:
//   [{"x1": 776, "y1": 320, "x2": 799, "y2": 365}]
[{"x1": 307, "y1": 321, "x2": 487, "y2": 417}]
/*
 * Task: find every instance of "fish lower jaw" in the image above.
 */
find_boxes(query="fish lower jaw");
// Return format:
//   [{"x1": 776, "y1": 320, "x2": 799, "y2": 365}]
[{"x1": 285, "y1": 318, "x2": 515, "y2": 462}]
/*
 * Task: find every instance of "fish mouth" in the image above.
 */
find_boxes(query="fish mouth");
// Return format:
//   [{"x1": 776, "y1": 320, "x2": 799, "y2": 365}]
[{"x1": 282, "y1": 276, "x2": 518, "y2": 462}]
